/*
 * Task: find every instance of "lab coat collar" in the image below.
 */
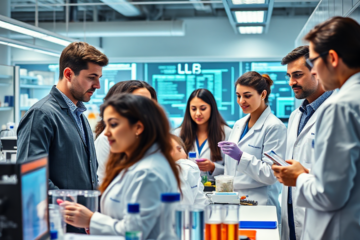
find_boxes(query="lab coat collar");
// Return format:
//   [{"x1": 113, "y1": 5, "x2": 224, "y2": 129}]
[
  {"x1": 252, "y1": 106, "x2": 272, "y2": 130},
  {"x1": 237, "y1": 106, "x2": 272, "y2": 144},
  {"x1": 50, "y1": 85, "x2": 70, "y2": 109},
  {"x1": 340, "y1": 71, "x2": 360, "y2": 92}
]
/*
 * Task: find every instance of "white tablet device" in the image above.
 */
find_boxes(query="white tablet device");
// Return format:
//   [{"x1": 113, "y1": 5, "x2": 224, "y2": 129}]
[{"x1": 264, "y1": 150, "x2": 290, "y2": 166}]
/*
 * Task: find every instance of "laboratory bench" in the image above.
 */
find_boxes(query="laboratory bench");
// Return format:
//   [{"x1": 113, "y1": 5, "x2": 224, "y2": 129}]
[{"x1": 64, "y1": 205, "x2": 280, "y2": 240}]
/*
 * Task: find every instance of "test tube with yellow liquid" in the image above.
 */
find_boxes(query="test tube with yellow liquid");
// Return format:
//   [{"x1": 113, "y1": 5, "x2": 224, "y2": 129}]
[
  {"x1": 222, "y1": 205, "x2": 239, "y2": 240},
  {"x1": 205, "y1": 205, "x2": 223, "y2": 240}
]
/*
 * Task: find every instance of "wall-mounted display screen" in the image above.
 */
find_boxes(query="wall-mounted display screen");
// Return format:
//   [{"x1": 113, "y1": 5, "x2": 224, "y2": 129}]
[
  {"x1": 17, "y1": 61, "x2": 293, "y2": 128},
  {"x1": 145, "y1": 62, "x2": 241, "y2": 127},
  {"x1": 146, "y1": 61, "x2": 292, "y2": 127}
]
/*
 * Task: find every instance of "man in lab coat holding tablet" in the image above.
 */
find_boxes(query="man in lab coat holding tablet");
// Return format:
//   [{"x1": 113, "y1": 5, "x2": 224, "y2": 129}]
[
  {"x1": 272, "y1": 17, "x2": 360, "y2": 240},
  {"x1": 279, "y1": 45, "x2": 333, "y2": 240}
]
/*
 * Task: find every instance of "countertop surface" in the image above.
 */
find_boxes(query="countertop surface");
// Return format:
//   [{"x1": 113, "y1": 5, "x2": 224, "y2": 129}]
[{"x1": 64, "y1": 205, "x2": 280, "y2": 240}]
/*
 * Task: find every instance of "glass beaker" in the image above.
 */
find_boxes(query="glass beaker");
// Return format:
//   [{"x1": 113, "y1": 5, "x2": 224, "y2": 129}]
[
  {"x1": 48, "y1": 190, "x2": 78, "y2": 206},
  {"x1": 77, "y1": 190, "x2": 101, "y2": 213},
  {"x1": 189, "y1": 206, "x2": 205, "y2": 240},
  {"x1": 175, "y1": 205, "x2": 188, "y2": 240},
  {"x1": 48, "y1": 190, "x2": 79, "y2": 234},
  {"x1": 205, "y1": 205, "x2": 223, "y2": 240},
  {"x1": 214, "y1": 175, "x2": 234, "y2": 192},
  {"x1": 222, "y1": 205, "x2": 239, "y2": 240}
]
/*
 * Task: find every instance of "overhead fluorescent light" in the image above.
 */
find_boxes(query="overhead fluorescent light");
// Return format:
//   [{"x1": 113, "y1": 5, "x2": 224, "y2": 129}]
[
  {"x1": 0, "y1": 15, "x2": 77, "y2": 47},
  {"x1": 232, "y1": 0, "x2": 265, "y2": 4},
  {"x1": 0, "y1": 37, "x2": 61, "y2": 57},
  {"x1": 234, "y1": 11, "x2": 265, "y2": 23},
  {"x1": 238, "y1": 26, "x2": 264, "y2": 34}
]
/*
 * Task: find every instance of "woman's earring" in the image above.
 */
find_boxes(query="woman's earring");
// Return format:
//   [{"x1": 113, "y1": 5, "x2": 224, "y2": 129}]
[{"x1": 135, "y1": 133, "x2": 139, "y2": 138}]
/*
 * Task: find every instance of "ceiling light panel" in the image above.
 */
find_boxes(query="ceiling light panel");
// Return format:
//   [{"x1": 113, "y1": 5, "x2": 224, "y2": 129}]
[
  {"x1": 235, "y1": 11, "x2": 265, "y2": 23},
  {"x1": 0, "y1": 21, "x2": 47, "y2": 39},
  {"x1": 238, "y1": 26, "x2": 264, "y2": 34},
  {"x1": 232, "y1": 0, "x2": 265, "y2": 4},
  {"x1": 0, "y1": 15, "x2": 76, "y2": 47},
  {"x1": 0, "y1": 37, "x2": 61, "y2": 57}
]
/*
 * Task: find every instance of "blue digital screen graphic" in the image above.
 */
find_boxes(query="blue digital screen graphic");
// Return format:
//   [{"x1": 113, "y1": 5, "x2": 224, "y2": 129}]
[
  {"x1": 146, "y1": 62, "x2": 293, "y2": 128},
  {"x1": 145, "y1": 62, "x2": 241, "y2": 127},
  {"x1": 242, "y1": 62, "x2": 294, "y2": 120},
  {"x1": 18, "y1": 61, "x2": 294, "y2": 127},
  {"x1": 22, "y1": 167, "x2": 48, "y2": 240}
]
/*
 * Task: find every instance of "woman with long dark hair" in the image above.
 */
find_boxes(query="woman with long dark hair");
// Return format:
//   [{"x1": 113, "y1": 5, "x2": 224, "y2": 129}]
[
  {"x1": 95, "y1": 80, "x2": 157, "y2": 184},
  {"x1": 173, "y1": 89, "x2": 231, "y2": 180},
  {"x1": 61, "y1": 94, "x2": 180, "y2": 239},
  {"x1": 218, "y1": 71, "x2": 286, "y2": 221}
]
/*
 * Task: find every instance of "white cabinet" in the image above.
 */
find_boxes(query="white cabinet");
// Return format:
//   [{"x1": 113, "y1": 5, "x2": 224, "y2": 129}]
[{"x1": 0, "y1": 64, "x2": 15, "y2": 128}]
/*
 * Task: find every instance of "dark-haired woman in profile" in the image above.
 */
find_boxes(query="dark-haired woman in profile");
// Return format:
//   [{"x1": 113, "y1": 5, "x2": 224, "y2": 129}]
[
  {"x1": 95, "y1": 80, "x2": 157, "y2": 184},
  {"x1": 61, "y1": 94, "x2": 180, "y2": 239},
  {"x1": 218, "y1": 72, "x2": 286, "y2": 220},
  {"x1": 174, "y1": 89, "x2": 231, "y2": 181}
]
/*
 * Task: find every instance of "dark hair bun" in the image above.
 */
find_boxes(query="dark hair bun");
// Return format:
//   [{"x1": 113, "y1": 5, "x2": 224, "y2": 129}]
[{"x1": 262, "y1": 74, "x2": 273, "y2": 87}]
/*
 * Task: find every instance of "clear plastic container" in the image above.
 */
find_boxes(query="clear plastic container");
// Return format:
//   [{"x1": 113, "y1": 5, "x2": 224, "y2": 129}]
[
  {"x1": 125, "y1": 203, "x2": 142, "y2": 240},
  {"x1": 49, "y1": 204, "x2": 65, "y2": 239},
  {"x1": 189, "y1": 152, "x2": 196, "y2": 163},
  {"x1": 157, "y1": 193, "x2": 181, "y2": 240},
  {"x1": 214, "y1": 175, "x2": 234, "y2": 192}
]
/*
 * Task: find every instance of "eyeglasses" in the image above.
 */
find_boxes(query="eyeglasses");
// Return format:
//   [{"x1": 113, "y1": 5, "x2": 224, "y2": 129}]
[{"x1": 306, "y1": 51, "x2": 329, "y2": 68}]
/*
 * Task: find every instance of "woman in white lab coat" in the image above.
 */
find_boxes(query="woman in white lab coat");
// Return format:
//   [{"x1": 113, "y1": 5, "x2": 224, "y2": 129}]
[
  {"x1": 61, "y1": 94, "x2": 180, "y2": 239},
  {"x1": 218, "y1": 72, "x2": 286, "y2": 220},
  {"x1": 173, "y1": 89, "x2": 231, "y2": 181},
  {"x1": 94, "y1": 80, "x2": 157, "y2": 184},
  {"x1": 170, "y1": 134, "x2": 209, "y2": 207}
]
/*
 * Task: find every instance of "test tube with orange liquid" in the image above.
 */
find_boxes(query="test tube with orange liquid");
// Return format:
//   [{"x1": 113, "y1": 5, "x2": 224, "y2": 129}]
[
  {"x1": 222, "y1": 205, "x2": 239, "y2": 240},
  {"x1": 205, "y1": 205, "x2": 223, "y2": 240}
]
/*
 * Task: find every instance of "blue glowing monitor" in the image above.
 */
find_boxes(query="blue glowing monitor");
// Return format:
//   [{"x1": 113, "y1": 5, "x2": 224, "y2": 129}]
[{"x1": 21, "y1": 156, "x2": 49, "y2": 240}]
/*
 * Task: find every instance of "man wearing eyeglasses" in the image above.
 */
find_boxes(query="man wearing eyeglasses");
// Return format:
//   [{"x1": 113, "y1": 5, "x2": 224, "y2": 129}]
[
  {"x1": 277, "y1": 45, "x2": 333, "y2": 240},
  {"x1": 272, "y1": 17, "x2": 360, "y2": 239}
]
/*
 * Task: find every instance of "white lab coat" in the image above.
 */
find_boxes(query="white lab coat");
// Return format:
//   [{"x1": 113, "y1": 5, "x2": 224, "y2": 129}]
[
  {"x1": 89, "y1": 144, "x2": 178, "y2": 239},
  {"x1": 281, "y1": 92, "x2": 334, "y2": 240},
  {"x1": 224, "y1": 106, "x2": 286, "y2": 221},
  {"x1": 280, "y1": 92, "x2": 335, "y2": 240},
  {"x1": 176, "y1": 159, "x2": 209, "y2": 207},
  {"x1": 94, "y1": 131, "x2": 109, "y2": 185},
  {"x1": 295, "y1": 73, "x2": 360, "y2": 240},
  {"x1": 173, "y1": 126, "x2": 232, "y2": 180}
]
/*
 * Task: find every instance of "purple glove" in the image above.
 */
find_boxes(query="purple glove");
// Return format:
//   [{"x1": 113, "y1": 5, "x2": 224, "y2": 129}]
[{"x1": 218, "y1": 141, "x2": 243, "y2": 161}]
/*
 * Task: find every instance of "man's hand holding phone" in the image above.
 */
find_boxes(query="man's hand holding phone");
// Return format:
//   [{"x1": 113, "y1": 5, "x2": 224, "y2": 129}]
[{"x1": 271, "y1": 159, "x2": 309, "y2": 186}]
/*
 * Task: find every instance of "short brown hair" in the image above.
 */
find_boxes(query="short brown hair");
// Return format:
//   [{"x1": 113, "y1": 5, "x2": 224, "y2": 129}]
[
  {"x1": 281, "y1": 46, "x2": 311, "y2": 70},
  {"x1": 304, "y1": 17, "x2": 360, "y2": 69},
  {"x1": 235, "y1": 71, "x2": 273, "y2": 103},
  {"x1": 170, "y1": 134, "x2": 186, "y2": 152},
  {"x1": 59, "y1": 42, "x2": 109, "y2": 80}
]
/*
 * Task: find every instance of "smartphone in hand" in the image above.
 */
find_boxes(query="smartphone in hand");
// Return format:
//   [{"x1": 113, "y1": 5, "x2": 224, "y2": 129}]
[{"x1": 264, "y1": 150, "x2": 290, "y2": 166}]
